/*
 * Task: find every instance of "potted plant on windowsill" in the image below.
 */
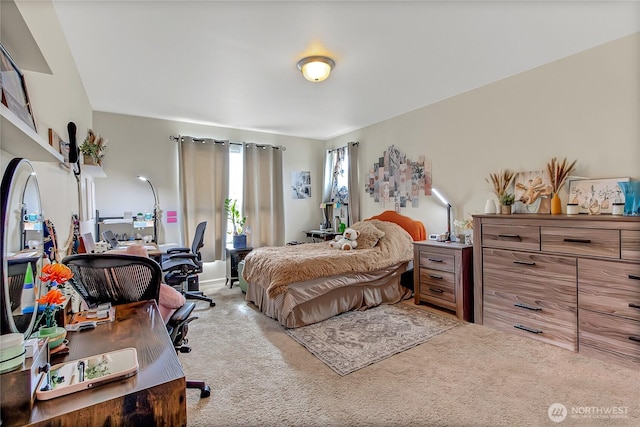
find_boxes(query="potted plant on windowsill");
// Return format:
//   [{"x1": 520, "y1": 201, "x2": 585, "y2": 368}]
[
  {"x1": 225, "y1": 198, "x2": 247, "y2": 248},
  {"x1": 79, "y1": 129, "x2": 107, "y2": 166}
]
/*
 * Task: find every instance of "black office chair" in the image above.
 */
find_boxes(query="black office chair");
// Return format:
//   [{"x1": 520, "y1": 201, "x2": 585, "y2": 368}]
[
  {"x1": 162, "y1": 221, "x2": 215, "y2": 307},
  {"x1": 62, "y1": 253, "x2": 211, "y2": 398}
]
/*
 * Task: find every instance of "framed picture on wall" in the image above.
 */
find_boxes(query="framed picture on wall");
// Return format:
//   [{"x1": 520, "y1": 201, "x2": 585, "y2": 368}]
[{"x1": 0, "y1": 42, "x2": 37, "y2": 132}]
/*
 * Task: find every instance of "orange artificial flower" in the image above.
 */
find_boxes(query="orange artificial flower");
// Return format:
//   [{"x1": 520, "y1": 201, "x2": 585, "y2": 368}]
[
  {"x1": 37, "y1": 288, "x2": 65, "y2": 306},
  {"x1": 39, "y1": 263, "x2": 73, "y2": 284}
]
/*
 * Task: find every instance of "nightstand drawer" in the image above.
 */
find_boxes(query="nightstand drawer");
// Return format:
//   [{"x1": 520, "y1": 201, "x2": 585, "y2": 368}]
[
  {"x1": 418, "y1": 250, "x2": 455, "y2": 273},
  {"x1": 418, "y1": 268, "x2": 455, "y2": 303},
  {"x1": 579, "y1": 310, "x2": 640, "y2": 367},
  {"x1": 482, "y1": 224, "x2": 540, "y2": 251},
  {"x1": 621, "y1": 230, "x2": 640, "y2": 261},
  {"x1": 578, "y1": 258, "x2": 640, "y2": 321},
  {"x1": 541, "y1": 227, "x2": 619, "y2": 259}
]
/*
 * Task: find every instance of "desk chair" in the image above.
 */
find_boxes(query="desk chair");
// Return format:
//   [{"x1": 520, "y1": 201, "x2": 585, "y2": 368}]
[
  {"x1": 62, "y1": 253, "x2": 211, "y2": 398},
  {"x1": 162, "y1": 221, "x2": 215, "y2": 307}
]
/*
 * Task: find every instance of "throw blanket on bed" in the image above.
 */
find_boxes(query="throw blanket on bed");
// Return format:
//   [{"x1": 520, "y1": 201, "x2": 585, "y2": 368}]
[{"x1": 243, "y1": 220, "x2": 414, "y2": 298}]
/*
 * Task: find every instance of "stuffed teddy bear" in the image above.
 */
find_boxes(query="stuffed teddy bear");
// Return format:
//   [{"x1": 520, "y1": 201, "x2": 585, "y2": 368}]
[{"x1": 330, "y1": 227, "x2": 360, "y2": 250}]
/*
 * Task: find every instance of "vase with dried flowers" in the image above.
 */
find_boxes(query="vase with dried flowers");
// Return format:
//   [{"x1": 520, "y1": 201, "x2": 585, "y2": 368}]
[
  {"x1": 546, "y1": 157, "x2": 577, "y2": 214},
  {"x1": 486, "y1": 169, "x2": 515, "y2": 208}
]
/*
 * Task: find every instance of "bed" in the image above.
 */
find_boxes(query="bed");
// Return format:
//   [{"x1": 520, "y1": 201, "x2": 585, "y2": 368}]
[{"x1": 243, "y1": 211, "x2": 426, "y2": 328}]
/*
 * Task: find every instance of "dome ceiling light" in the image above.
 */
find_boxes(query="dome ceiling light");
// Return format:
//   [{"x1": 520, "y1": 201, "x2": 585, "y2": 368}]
[{"x1": 296, "y1": 56, "x2": 335, "y2": 82}]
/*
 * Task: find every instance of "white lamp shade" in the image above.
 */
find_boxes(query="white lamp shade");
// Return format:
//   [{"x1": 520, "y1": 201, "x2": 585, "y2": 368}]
[{"x1": 297, "y1": 56, "x2": 335, "y2": 82}]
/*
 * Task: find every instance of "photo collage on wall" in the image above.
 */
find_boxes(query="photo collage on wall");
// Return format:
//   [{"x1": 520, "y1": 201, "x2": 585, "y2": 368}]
[{"x1": 365, "y1": 145, "x2": 432, "y2": 209}]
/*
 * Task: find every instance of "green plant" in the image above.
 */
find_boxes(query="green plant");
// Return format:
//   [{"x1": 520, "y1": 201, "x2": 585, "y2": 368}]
[
  {"x1": 499, "y1": 193, "x2": 515, "y2": 206},
  {"x1": 224, "y1": 198, "x2": 246, "y2": 235},
  {"x1": 79, "y1": 129, "x2": 107, "y2": 164}
]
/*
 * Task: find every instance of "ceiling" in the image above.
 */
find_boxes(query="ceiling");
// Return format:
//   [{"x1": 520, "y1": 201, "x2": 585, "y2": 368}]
[{"x1": 52, "y1": 1, "x2": 639, "y2": 141}]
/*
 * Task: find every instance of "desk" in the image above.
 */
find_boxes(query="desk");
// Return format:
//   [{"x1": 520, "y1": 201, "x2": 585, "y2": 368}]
[
  {"x1": 23, "y1": 301, "x2": 186, "y2": 426},
  {"x1": 304, "y1": 230, "x2": 340, "y2": 242},
  {"x1": 107, "y1": 241, "x2": 163, "y2": 263}
]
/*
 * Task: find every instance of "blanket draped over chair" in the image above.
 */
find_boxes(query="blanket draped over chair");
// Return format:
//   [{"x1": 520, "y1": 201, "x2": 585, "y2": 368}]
[{"x1": 243, "y1": 220, "x2": 414, "y2": 298}]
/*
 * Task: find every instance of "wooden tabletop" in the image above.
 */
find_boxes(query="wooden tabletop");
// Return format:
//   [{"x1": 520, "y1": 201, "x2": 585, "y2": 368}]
[{"x1": 26, "y1": 300, "x2": 186, "y2": 426}]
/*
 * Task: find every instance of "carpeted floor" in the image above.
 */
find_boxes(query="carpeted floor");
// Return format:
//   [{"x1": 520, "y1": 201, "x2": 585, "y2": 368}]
[
  {"x1": 286, "y1": 303, "x2": 462, "y2": 375},
  {"x1": 182, "y1": 282, "x2": 640, "y2": 427}
]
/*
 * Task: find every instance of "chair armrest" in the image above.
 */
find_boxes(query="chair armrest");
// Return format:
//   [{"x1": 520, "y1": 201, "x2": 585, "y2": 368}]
[
  {"x1": 166, "y1": 246, "x2": 190, "y2": 254},
  {"x1": 165, "y1": 252, "x2": 198, "y2": 262}
]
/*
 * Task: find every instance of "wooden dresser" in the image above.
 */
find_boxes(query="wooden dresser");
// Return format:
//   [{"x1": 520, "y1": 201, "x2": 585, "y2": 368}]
[
  {"x1": 473, "y1": 214, "x2": 640, "y2": 369},
  {"x1": 413, "y1": 241, "x2": 473, "y2": 321}
]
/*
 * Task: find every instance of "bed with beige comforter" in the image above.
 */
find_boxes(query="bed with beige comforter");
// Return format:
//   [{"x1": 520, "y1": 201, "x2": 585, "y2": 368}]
[{"x1": 243, "y1": 214, "x2": 423, "y2": 328}]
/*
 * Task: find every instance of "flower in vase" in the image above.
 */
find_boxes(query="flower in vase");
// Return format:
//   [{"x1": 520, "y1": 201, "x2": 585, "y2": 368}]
[
  {"x1": 36, "y1": 288, "x2": 66, "y2": 328},
  {"x1": 39, "y1": 263, "x2": 73, "y2": 289}
]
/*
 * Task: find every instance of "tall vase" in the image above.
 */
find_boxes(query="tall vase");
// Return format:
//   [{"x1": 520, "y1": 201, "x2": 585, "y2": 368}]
[{"x1": 551, "y1": 193, "x2": 562, "y2": 215}]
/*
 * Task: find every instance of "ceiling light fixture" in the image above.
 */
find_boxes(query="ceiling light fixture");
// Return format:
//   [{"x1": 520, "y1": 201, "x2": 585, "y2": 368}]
[{"x1": 297, "y1": 56, "x2": 335, "y2": 82}]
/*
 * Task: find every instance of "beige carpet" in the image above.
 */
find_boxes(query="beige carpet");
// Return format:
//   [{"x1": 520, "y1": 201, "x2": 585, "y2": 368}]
[
  {"x1": 286, "y1": 304, "x2": 462, "y2": 375},
  {"x1": 182, "y1": 282, "x2": 640, "y2": 427}
]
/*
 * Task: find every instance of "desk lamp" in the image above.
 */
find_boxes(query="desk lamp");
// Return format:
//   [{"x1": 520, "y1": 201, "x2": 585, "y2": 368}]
[
  {"x1": 432, "y1": 187, "x2": 452, "y2": 242},
  {"x1": 137, "y1": 176, "x2": 158, "y2": 242}
]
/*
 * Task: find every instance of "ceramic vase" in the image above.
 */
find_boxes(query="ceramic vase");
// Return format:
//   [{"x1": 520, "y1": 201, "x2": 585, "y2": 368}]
[
  {"x1": 484, "y1": 199, "x2": 497, "y2": 214},
  {"x1": 551, "y1": 193, "x2": 562, "y2": 215}
]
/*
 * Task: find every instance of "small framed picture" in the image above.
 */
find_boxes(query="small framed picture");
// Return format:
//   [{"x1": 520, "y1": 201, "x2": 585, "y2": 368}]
[
  {"x1": 0, "y1": 42, "x2": 37, "y2": 132},
  {"x1": 567, "y1": 178, "x2": 630, "y2": 214}
]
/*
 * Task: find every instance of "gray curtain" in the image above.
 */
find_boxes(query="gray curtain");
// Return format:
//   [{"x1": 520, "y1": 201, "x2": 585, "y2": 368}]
[
  {"x1": 347, "y1": 142, "x2": 360, "y2": 223},
  {"x1": 178, "y1": 136, "x2": 229, "y2": 261},
  {"x1": 243, "y1": 143, "x2": 285, "y2": 247}
]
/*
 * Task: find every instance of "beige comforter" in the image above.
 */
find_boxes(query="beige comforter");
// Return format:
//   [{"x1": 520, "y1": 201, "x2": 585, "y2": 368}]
[{"x1": 243, "y1": 220, "x2": 414, "y2": 298}]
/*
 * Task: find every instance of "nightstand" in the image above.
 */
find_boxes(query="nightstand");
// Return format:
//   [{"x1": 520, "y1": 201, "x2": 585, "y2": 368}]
[
  {"x1": 413, "y1": 241, "x2": 473, "y2": 322},
  {"x1": 226, "y1": 246, "x2": 253, "y2": 288}
]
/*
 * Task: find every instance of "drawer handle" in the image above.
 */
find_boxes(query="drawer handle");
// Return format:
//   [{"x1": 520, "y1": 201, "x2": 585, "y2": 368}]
[
  {"x1": 514, "y1": 303, "x2": 542, "y2": 311},
  {"x1": 629, "y1": 303, "x2": 640, "y2": 309},
  {"x1": 514, "y1": 324, "x2": 542, "y2": 334},
  {"x1": 427, "y1": 257, "x2": 443, "y2": 263},
  {"x1": 429, "y1": 274, "x2": 443, "y2": 280},
  {"x1": 428, "y1": 287, "x2": 444, "y2": 294},
  {"x1": 513, "y1": 261, "x2": 536, "y2": 266},
  {"x1": 563, "y1": 238, "x2": 591, "y2": 244},
  {"x1": 629, "y1": 275, "x2": 640, "y2": 281},
  {"x1": 629, "y1": 336, "x2": 640, "y2": 343},
  {"x1": 498, "y1": 234, "x2": 521, "y2": 240}
]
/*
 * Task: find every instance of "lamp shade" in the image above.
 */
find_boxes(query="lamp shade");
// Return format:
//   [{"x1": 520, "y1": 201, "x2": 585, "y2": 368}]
[{"x1": 297, "y1": 56, "x2": 335, "y2": 82}]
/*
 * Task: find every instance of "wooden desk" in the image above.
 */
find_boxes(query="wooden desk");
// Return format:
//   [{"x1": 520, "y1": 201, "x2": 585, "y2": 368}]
[{"x1": 23, "y1": 301, "x2": 186, "y2": 426}]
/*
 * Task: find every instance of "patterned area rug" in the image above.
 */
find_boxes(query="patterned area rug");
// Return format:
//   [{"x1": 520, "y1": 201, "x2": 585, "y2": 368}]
[{"x1": 285, "y1": 304, "x2": 462, "y2": 376}]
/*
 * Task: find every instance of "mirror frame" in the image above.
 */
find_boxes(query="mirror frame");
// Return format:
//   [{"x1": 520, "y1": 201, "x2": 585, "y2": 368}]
[{"x1": 1, "y1": 158, "x2": 43, "y2": 338}]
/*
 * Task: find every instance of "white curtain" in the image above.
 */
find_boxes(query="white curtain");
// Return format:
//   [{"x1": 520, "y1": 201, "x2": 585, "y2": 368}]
[
  {"x1": 178, "y1": 136, "x2": 229, "y2": 261},
  {"x1": 243, "y1": 143, "x2": 284, "y2": 247},
  {"x1": 347, "y1": 142, "x2": 360, "y2": 223}
]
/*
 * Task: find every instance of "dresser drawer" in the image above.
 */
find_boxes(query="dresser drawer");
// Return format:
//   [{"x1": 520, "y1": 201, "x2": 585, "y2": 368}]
[
  {"x1": 418, "y1": 250, "x2": 455, "y2": 273},
  {"x1": 579, "y1": 310, "x2": 640, "y2": 368},
  {"x1": 482, "y1": 224, "x2": 539, "y2": 251},
  {"x1": 418, "y1": 268, "x2": 455, "y2": 303},
  {"x1": 482, "y1": 248, "x2": 577, "y2": 304},
  {"x1": 621, "y1": 230, "x2": 640, "y2": 261},
  {"x1": 484, "y1": 299, "x2": 577, "y2": 351},
  {"x1": 541, "y1": 227, "x2": 619, "y2": 259},
  {"x1": 578, "y1": 259, "x2": 640, "y2": 321}
]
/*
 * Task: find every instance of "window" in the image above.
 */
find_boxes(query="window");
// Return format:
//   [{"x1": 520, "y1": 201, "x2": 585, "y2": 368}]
[{"x1": 226, "y1": 143, "x2": 243, "y2": 244}]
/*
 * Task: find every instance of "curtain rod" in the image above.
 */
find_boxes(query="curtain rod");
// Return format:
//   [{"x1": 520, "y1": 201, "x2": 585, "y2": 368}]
[
  {"x1": 327, "y1": 141, "x2": 359, "y2": 153},
  {"x1": 170, "y1": 135, "x2": 286, "y2": 151}
]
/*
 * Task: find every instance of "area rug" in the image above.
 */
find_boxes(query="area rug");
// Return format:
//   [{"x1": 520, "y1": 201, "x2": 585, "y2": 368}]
[{"x1": 285, "y1": 303, "x2": 462, "y2": 376}]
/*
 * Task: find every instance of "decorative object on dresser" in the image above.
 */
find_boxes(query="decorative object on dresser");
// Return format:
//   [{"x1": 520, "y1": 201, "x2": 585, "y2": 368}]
[
  {"x1": 413, "y1": 240, "x2": 473, "y2": 322},
  {"x1": 473, "y1": 214, "x2": 640, "y2": 370},
  {"x1": 486, "y1": 169, "x2": 515, "y2": 214},
  {"x1": 512, "y1": 170, "x2": 552, "y2": 214},
  {"x1": 498, "y1": 193, "x2": 515, "y2": 215},
  {"x1": 545, "y1": 157, "x2": 577, "y2": 215},
  {"x1": 567, "y1": 177, "x2": 630, "y2": 215}
]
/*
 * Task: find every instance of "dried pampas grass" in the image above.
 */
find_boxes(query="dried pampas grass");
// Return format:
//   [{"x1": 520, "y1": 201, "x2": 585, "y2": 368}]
[
  {"x1": 547, "y1": 157, "x2": 577, "y2": 193},
  {"x1": 486, "y1": 169, "x2": 515, "y2": 198}
]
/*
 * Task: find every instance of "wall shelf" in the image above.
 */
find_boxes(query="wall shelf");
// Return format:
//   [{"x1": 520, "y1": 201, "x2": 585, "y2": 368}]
[
  {"x1": 0, "y1": 104, "x2": 63, "y2": 162},
  {"x1": 82, "y1": 164, "x2": 106, "y2": 178}
]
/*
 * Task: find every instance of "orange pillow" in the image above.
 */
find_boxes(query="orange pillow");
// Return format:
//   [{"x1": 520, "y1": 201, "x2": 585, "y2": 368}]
[{"x1": 367, "y1": 210, "x2": 426, "y2": 241}]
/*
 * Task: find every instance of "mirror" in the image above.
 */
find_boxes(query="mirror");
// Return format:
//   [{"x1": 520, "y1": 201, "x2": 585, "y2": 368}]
[{"x1": 1, "y1": 158, "x2": 44, "y2": 338}]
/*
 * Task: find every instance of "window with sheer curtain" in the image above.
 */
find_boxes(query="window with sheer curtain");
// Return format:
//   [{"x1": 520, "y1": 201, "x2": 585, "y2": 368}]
[{"x1": 322, "y1": 142, "x2": 360, "y2": 225}]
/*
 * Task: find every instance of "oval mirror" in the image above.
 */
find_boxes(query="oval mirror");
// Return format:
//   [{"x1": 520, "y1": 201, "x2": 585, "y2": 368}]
[{"x1": 1, "y1": 158, "x2": 44, "y2": 338}]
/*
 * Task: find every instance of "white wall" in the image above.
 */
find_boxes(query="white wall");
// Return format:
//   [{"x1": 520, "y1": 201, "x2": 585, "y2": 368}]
[
  {"x1": 92, "y1": 112, "x2": 325, "y2": 246},
  {"x1": 327, "y1": 32, "x2": 640, "y2": 236},
  {"x1": 1, "y1": 0, "x2": 93, "y2": 258}
]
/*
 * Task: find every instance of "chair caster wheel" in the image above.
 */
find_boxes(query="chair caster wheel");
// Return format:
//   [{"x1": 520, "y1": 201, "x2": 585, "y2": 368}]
[
  {"x1": 179, "y1": 346, "x2": 192, "y2": 353},
  {"x1": 200, "y1": 386, "x2": 211, "y2": 398},
  {"x1": 209, "y1": 302, "x2": 216, "y2": 307}
]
